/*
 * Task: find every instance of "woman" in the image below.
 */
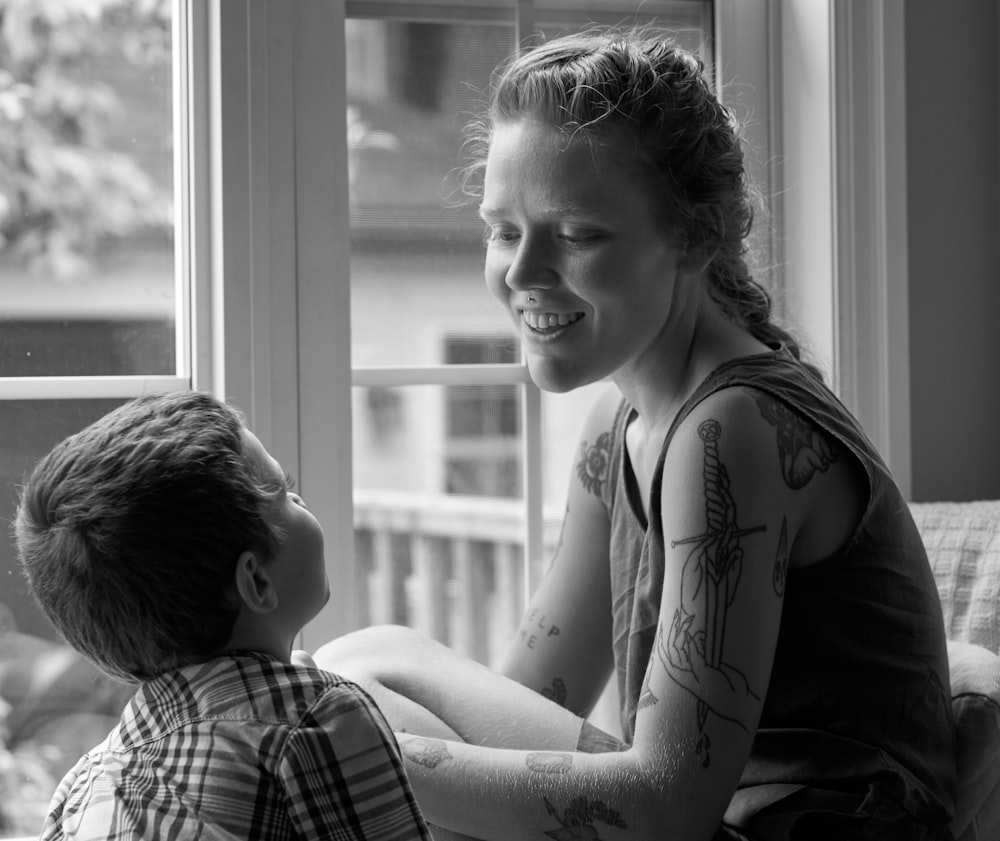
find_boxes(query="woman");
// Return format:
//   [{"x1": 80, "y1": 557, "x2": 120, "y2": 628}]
[{"x1": 317, "y1": 28, "x2": 955, "y2": 840}]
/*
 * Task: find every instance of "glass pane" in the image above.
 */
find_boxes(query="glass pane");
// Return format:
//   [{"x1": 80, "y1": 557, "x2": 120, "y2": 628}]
[
  {"x1": 353, "y1": 382, "x2": 522, "y2": 499},
  {"x1": 347, "y1": 6, "x2": 712, "y2": 370},
  {"x1": 352, "y1": 383, "x2": 541, "y2": 667},
  {"x1": 0, "y1": 399, "x2": 139, "y2": 836},
  {"x1": 348, "y1": 7, "x2": 715, "y2": 663},
  {"x1": 0, "y1": 1, "x2": 175, "y2": 378},
  {"x1": 348, "y1": 19, "x2": 516, "y2": 368},
  {"x1": 535, "y1": 3, "x2": 712, "y2": 55}
]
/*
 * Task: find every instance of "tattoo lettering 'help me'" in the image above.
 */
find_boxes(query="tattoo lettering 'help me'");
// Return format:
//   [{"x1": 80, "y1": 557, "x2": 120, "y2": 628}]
[
  {"x1": 576, "y1": 431, "x2": 612, "y2": 496},
  {"x1": 518, "y1": 608, "x2": 561, "y2": 651},
  {"x1": 754, "y1": 394, "x2": 837, "y2": 489},
  {"x1": 664, "y1": 419, "x2": 766, "y2": 767}
]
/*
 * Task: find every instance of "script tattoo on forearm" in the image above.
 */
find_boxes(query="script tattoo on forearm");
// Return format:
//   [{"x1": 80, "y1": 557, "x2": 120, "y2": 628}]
[
  {"x1": 755, "y1": 394, "x2": 837, "y2": 489},
  {"x1": 663, "y1": 419, "x2": 765, "y2": 768},
  {"x1": 543, "y1": 796, "x2": 627, "y2": 840},
  {"x1": 576, "y1": 720, "x2": 628, "y2": 754},
  {"x1": 526, "y1": 752, "x2": 573, "y2": 774},
  {"x1": 576, "y1": 431, "x2": 612, "y2": 497},
  {"x1": 399, "y1": 736, "x2": 453, "y2": 770},
  {"x1": 517, "y1": 607, "x2": 561, "y2": 651}
]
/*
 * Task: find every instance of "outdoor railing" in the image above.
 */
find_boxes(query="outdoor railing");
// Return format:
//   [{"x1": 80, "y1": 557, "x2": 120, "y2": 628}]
[{"x1": 353, "y1": 490, "x2": 562, "y2": 669}]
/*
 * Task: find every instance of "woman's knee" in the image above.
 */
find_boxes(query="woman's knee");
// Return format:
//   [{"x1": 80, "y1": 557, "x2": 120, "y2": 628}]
[
  {"x1": 313, "y1": 623, "x2": 433, "y2": 677},
  {"x1": 312, "y1": 624, "x2": 463, "y2": 739}
]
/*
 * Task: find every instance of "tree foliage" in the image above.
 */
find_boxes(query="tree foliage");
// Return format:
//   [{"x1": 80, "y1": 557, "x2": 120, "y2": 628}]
[{"x1": 0, "y1": 0, "x2": 172, "y2": 277}]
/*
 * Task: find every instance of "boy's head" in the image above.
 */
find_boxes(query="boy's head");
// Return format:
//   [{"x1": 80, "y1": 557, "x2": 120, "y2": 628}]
[{"x1": 14, "y1": 390, "x2": 328, "y2": 682}]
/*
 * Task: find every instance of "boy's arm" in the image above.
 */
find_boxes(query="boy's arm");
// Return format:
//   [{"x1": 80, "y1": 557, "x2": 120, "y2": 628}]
[{"x1": 281, "y1": 680, "x2": 432, "y2": 840}]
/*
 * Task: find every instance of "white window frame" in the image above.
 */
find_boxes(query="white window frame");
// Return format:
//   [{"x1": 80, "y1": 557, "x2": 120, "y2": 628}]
[
  {"x1": 830, "y1": 0, "x2": 911, "y2": 496},
  {"x1": 8, "y1": 3, "x2": 898, "y2": 836},
  {"x1": 197, "y1": 0, "x2": 356, "y2": 645},
  {"x1": 726, "y1": 0, "x2": 910, "y2": 495},
  {"x1": 0, "y1": 0, "x2": 907, "y2": 648},
  {"x1": 201, "y1": 0, "x2": 916, "y2": 646},
  {"x1": 203, "y1": 0, "x2": 715, "y2": 644}
]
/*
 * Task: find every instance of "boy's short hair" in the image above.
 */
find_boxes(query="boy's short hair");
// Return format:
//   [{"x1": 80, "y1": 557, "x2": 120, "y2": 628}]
[{"x1": 14, "y1": 390, "x2": 286, "y2": 683}]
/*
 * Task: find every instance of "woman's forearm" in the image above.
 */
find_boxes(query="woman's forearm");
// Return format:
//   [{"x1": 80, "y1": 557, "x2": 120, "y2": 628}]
[{"x1": 395, "y1": 736, "x2": 704, "y2": 841}]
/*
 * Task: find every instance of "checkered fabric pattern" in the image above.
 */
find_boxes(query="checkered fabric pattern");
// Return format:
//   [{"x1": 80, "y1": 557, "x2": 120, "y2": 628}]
[{"x1": 40, "y1": 652, "x2": 431, "y2": 840}]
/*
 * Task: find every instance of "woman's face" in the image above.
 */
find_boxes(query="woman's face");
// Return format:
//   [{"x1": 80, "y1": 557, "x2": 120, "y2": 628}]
[{"x1": 480, "y1": 118, "x2": 688, "y2": 393}]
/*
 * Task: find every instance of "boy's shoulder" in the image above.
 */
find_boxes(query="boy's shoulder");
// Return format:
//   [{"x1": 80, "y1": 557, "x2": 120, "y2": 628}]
[
  {"x1": 126, "y1": 652, "x2": 377, "y2": 737},
  {"x1": 42, "y1": 653, "x2": 419, "y2": 841}
]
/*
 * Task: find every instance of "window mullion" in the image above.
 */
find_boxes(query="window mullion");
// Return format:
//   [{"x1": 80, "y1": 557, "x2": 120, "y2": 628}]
[
  {"x1": 353, "y1": 364, "x2": 533, "y2": 388},
  {"x1": 0, "y1": 377, "x2": 190, "y2": 401},
  {"x1": 521, "y1": 379, "x2": 544, "y2": 602},
  {"x1": 294, "y1": 0, "x2": 358, "y2": 644},
  {"x1": 515, "y1": 0, "x2": 534, "y2": 45},
  {"x1": 174, "y1": 0, "x2": 209, "y2": 390}
]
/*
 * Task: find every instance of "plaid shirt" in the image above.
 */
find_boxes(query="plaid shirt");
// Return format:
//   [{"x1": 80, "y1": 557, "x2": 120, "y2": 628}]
[{"x1": 40, "y1": 652, "x2": 431, "y2": 840}]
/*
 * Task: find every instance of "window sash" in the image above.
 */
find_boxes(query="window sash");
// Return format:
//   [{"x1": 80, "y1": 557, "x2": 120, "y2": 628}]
[{"x1": 0, "y1": 0, "x2": 793, "y2": 650}]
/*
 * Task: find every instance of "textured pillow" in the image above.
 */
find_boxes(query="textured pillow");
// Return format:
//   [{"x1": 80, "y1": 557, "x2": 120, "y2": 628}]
[
  {"x1": 910, "y1": 501, "x2": 1000, "y2": 654},
  {"x1": 947, "y1": 640, "x2": 1000, "y2": 841}
]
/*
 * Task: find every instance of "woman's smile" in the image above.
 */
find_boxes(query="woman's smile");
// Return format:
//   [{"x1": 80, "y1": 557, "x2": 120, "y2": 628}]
[{"x1": 521, "y1": 309, "x2": 585, "y2": 333}]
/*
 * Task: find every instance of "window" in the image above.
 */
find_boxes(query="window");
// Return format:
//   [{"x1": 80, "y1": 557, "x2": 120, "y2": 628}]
[
  {"x1": 345, "y1": 0, "x2": 715, "y2": 672},
  {"x1": 0, "y1": 1, "x2": 802, "y2": 834},
  {"x1": 0, "y1": 1, "x2": 178, "y2": 833},
  {"x1": 444, "y1": 336, "x2": 520, "y2": 499}
]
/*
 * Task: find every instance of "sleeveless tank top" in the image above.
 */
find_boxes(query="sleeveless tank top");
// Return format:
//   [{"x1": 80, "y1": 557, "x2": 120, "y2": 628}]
[{"x1": 602, "y1": 346, "x2": 956, "y2": 839}]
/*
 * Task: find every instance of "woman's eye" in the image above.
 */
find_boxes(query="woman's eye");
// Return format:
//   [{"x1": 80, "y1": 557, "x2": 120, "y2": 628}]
[
  {"x1": 559, "y1": 229, "x2": 603, "y2": 245},
  {"x1": 483, "y1": 226, "x2": 519, "y2": 245}
]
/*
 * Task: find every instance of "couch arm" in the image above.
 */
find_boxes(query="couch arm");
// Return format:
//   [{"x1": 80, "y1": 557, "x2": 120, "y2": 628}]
[{"x1": 947, "y1": 640, "x2": 1000, "y2": 841}]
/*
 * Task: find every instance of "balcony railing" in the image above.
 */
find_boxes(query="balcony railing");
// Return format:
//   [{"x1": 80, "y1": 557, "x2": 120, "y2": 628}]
[{"x1": 353, "y1": 490, "x2": 563, "y2": 669}]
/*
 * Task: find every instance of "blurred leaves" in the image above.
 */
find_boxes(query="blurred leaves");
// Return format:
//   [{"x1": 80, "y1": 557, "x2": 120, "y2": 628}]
[{"x1": 0, "y1": 0, "x2": 173, "y2": 277}]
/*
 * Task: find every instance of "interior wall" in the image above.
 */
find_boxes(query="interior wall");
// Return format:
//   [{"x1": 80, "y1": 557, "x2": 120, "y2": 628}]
[{"x1": 906, "y1": 0, "x2": 1000, "y2": 502}]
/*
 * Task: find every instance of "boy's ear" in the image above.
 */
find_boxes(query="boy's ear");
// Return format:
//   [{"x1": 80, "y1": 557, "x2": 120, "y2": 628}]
[{"x1": 234, "y1": 550, "x2": 278, "y2": 615}]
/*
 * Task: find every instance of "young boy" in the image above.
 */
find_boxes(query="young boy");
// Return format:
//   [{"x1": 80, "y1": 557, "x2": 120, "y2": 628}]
[{"x1": 15, "y1": 390, "x2": 431, "y2": 840}]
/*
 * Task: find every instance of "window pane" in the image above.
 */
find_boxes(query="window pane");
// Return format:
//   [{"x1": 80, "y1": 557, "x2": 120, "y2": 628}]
[
  {"x1": 0, "y1": 2, "x2": 175, "y2": 378},
  {"x1": 0, "y1": 1, "x2": 174, "y2": 833},
  {"x1": 348, "y1": 19, "x2": 516, "y2": 368},
  {"x1": 0, "y1": 399, "x2": 138, "y2": 836},
  {"x1": 353, "y1": 382, "x2": 548, "y2": 666},
  {"x1": 347, "y1": 6, "x2": 712, "y2": 369},
  {"x1": 348, "y1": 6, "x2": 715, "y2": 661}
]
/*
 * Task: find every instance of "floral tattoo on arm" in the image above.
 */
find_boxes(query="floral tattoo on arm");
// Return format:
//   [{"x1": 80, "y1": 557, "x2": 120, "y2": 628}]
[{"x1": 577, "y1": 431, "x2": 612, "y2": 497}]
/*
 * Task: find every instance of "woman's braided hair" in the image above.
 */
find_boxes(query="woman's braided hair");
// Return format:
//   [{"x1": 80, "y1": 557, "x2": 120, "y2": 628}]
[{"x1": 465, "y1": 27, "x2": 817, "y2": 374}]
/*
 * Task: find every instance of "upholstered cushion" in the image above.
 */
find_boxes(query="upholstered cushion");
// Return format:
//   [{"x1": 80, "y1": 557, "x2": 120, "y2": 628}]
[
  {"x1": 910, "y1": 501, "x2": 1000, "y2": 654},
  {"x1": 947, "y1": 640, "x2": 1000, "y2": 841}
]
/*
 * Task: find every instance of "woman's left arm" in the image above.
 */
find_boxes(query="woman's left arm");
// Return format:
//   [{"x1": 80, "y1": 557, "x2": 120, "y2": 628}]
[{"x1": 394, "y1": 388, "x2": 861, "y2": 841}]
